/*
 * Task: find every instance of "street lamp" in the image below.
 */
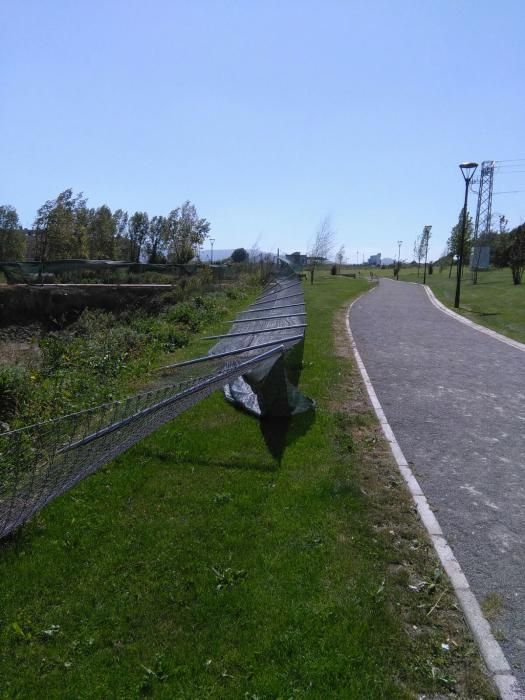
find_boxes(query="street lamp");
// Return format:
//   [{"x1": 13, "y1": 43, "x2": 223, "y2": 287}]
[
  {"x1": 209, "y1": 238, "x2": 215, "y2": 265},
  {"x1": 397, "y1": 240, "x2": 402, "y2": 279},
  {"x1": 455, "y1": 162, "x2": 478, "y2": 308},
  {"x1": 422, "y1": 225, "x2": 432, "y2": 285}
]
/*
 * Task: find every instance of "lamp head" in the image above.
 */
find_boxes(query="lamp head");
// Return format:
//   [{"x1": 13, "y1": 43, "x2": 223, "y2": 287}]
[{"x1": 459, "y1": 161, "x2": 478, "y2": 182}]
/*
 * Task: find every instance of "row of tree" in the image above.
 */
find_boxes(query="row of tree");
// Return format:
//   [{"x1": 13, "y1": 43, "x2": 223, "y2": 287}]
[
  {"x1": 442, "y1": 210, "x2": 525, "y2": 284},
  {"x1": 0, "y1": 190, "x2": 211, "y2": 264}
]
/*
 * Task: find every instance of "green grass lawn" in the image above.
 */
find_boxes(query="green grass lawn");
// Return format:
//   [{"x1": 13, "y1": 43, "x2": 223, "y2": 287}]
[
  {"x1": 374, "y1": 265, "x2": 525, "y2": 344},
  {"x1": 0, "y1": 273, "x2": 495, "y2": 698}
]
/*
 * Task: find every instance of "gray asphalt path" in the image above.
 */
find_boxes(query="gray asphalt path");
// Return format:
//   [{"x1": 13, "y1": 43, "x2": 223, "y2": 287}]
[{"x1": 349, "y1": 278, "x2": 525, "y2": 689}]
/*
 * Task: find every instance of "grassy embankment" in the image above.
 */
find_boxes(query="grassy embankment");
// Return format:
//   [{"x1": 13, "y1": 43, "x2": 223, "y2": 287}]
[
  {"x1": 0, "y1": 273, "x2": 496, "y2": 698},
  {"x1": 373, "y1": 265, "x2": 525, "y2": 344},
  {"x1": 0, "y1": 275, "x2": 257, "y2": 428}
]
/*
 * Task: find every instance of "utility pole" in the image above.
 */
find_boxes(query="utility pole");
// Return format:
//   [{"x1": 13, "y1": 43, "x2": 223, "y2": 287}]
[
  {"x1": 396, "y1": 240, "x2": 402, "y2": 279},
  {"x1": 209, "y1": 238, "x2": 215, "y2": 265}
]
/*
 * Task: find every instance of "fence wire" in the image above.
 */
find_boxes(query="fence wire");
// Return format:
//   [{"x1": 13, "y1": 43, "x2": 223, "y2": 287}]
[
  {"x1": 0, "y1": 269, "x2": 307, "y2": 539},
  {"x1": 0, "y1": 346, "x2": 283, "y2": 539}
]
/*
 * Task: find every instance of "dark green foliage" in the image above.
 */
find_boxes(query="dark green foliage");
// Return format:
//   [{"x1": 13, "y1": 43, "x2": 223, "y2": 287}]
[
  {"x1": 0, "y1": 205, "x2": 26, "y2": 261},
  {"x1": 4, "y1": 289, "x2": 237, "y2": 426},
  {"x1": 165, "y1": 295, "x2": 225, "y2": 332},
  {"x1": 27, "y1": 190, "x2": 210, "y2": 267},
  {"x1": 447, "y1": 209, "x2": 473, "y2": 262},
  {"x1": 147, "y1": 215, "x2": 168, "y2": 263},
  {"x1": 127, "y1": 211, "x2": 150, "y2": 263},
  {"x1": 231, "y1": 247, "x2": 248, "y2": 263},
  {"x1": 508, "y1": 223, "x2": 525, "y2": 285},
  {"x1": 0, "y1": 365, "x2": 31, "y2": 422},
  {"x1": 166, "y1": 202, "x2": 210, "y2": 264},
  {"x1": 87, "y1": 205, "x2": 116, "y2": 259},
  {"x1": 34, "y1": 189, "x2": 89, "y2": 261}
]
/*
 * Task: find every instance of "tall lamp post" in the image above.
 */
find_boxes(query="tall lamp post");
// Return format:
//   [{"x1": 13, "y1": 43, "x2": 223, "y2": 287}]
[
  {"x1": 396, "y1": 240, "x2": 403, "y2": 279},
  {"x1": 209, "y1": 238, "x2": 215, "y2": 265},
  {"x1": 454, "y1": 162, "x2": 478, "y2": 308},
  {"x1": 422, "y1": 225, "x2": 432, "y2": 285}
]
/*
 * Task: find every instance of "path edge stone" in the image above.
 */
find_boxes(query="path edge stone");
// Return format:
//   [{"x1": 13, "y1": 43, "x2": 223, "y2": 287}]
[
  {"x1": 423, "y1": 284, "x2": 525, "y2": 353},
  {"x1": 346, "y1": 292, "x2": 524, "y2": 700}
]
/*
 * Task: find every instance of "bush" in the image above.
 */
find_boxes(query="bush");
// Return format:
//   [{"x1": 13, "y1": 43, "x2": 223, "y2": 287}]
[
  {"x1": 231, "y1": 247, "x2": 249, "y2": 263},
  {"x1": 0, "y1": 365, "x2": 31, "y2": 421}
]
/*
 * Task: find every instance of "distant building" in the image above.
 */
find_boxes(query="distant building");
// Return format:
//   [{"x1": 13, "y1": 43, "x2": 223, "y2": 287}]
[
  {"x1": 285, "y1": 251, "x2": 308, "y2": 267},
  {"x1": 367, "y1": 253, "x2": 381, "y2": 267}
]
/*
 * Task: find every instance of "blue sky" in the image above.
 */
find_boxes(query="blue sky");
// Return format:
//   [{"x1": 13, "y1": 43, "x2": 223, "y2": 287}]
[{"x1": 1, "y1": 0, "x2": 524, "y2": 262}]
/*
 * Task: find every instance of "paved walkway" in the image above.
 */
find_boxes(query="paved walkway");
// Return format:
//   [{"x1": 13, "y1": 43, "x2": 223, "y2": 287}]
[{"x1": 349, "y1": 278, "x2": 525, "y2": 691}]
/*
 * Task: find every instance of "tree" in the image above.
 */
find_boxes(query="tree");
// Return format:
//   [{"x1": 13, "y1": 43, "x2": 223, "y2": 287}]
[
  {"x1": 231, "y1": 247, "x2": 248, "y2": 263},
  {"x1": 335, "y1": 245, "x2": 345, "y2": 272},
  {"x1": 507, "y1": 224, "x2": 525, "y2": 285},
  {"x1": 0, "y1": 205, "x2": 26, "y2": 260},
  {"x1": 447, "y1": 209, "x2": 473, "y2": 278},
  {"x1": 413, "y1": 234, "x2": 422, "y2": 276},
  {"x1": 88, "y1": 205, "x2": 116, "y2": 259},
  {"x1": 308, "y1": 216, "x2": 335, "y2": 284},
  {"x1": 127, "y1": 212, "x2": 150, "y2": 263},
  {"x1": 113, "y1": 209, "x2": 129, "y2": 259},
  {"x1": 147, "y1": 215, "x2": 168, "y2": 263},
  {"x1": 419, "y1": 225, "x2": 432, "y2": 282},
  {"x1": 165, "y1": 201, "x2": 210, "y2": 264},
  {"x1": 34, "y1": 189, "x2": 88, "y2": 261},
  {"x1": 491, "y1": 216, "x2": 511, "y2": 268}
]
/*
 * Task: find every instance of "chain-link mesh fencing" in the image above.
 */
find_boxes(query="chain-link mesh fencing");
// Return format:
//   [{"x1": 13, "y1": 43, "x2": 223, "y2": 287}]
[
  {"x1": 0, "y1": 346, "x2": 284, "y2": 539},
  {"x1": 0, "y1": 268, "x2": 310, "y2": 538}
]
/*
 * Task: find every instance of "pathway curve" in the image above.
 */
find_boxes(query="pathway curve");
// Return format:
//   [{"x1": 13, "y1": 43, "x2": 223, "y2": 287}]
[{"x1": 349, "y1": 278, "x2": 525, "y2": 692}]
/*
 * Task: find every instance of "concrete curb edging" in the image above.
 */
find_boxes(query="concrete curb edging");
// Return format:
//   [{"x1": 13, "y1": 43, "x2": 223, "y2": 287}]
[
  {"x1": 423, "y1": 285, "x2": 525, "y2": 353},
  {"x1": 345, "y1": 293, "x2": 524, "y2": 700}
]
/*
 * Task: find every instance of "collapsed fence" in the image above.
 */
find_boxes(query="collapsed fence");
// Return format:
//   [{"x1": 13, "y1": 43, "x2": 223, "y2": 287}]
[{"x1": 0, "y1": 269, "x2": 311, "y2": 539}]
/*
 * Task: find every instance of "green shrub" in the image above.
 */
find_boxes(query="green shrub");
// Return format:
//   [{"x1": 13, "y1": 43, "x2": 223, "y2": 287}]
[
  {"x1": 0, "y1": 365, "x2": 31, "y2": 421},
  {"x1": 164, "y1": 296, "x2": 222, "y2": 331}
]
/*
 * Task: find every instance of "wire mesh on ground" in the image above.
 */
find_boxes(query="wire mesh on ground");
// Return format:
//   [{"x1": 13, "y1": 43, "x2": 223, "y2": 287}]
[
  {"x1": 0, "y1": 268, "x2": 310, "y2": 538},
  {"x1": 0, "y1": 346, "x2": 283, "y2": 539},
  {"x1": 159, "y1": 270, "x2": 312, "y2": 417}
]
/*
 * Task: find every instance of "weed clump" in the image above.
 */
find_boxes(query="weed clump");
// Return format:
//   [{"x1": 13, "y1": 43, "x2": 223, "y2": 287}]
[{"x1": 0, "y1": 365, "x2": 31, "y2": 423}]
